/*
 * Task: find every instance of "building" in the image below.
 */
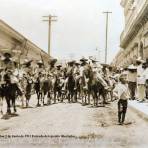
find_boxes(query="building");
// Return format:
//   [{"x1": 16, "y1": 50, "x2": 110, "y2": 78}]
[
  {"x1": 0, "y1": 19, "x2": 50, "y2": 65},
  {"x1": 112, "y1": 0, "x2": 148, "y2": 67}
]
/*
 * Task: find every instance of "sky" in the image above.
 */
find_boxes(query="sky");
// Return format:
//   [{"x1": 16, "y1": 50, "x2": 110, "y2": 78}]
[{"x1": 0, "y1": 0, "x2": 124, "y2": 63}]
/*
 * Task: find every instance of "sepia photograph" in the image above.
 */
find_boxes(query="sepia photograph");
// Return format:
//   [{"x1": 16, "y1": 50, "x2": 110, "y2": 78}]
[{"x1": 0, "y1": 0, "x2": 148, "y2": 147}]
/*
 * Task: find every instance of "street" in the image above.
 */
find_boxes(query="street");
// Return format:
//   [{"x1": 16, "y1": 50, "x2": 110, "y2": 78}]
[{"x1": 0, "y1": 96, "x2": 148, "y2": 148}]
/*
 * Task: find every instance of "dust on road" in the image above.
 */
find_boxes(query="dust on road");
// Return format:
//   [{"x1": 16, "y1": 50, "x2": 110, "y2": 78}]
[{"x1": 0, "y1": 99, "x2": 148, "y2": 148}]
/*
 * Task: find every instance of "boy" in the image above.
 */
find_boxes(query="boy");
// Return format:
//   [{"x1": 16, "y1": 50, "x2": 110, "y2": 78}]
[{"x1": 114, "y1": 74, "x2": 130, "y2": 125}]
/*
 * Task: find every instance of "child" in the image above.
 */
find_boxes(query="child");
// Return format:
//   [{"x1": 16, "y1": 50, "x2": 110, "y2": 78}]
[{"x1": 114, "y1": 74, "x2": 130, "y2": 125}]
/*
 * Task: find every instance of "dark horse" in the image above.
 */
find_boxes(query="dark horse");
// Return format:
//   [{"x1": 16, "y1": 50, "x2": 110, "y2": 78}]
[
  {"x1": 41, "y1": 75, "x2": 52, "y2": 105},
  {"x1": 3, "y1": 72, "x2": 22, "y2": 114},
  {"x1": 24, "y1": 75, "x2": 33, "y2": 107},
  {"x1": 34, "y1": 75, "x2": 42, "y2": 106},
  {"x1": 67, "y1": 73, "x2": 75, "y2": 103},
  {"x1": 53, "y1": 75, "x2": 63, "y2": 103}
]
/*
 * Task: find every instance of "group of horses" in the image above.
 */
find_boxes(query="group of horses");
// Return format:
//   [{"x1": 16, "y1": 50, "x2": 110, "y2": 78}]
[{"x1": 0, "y1": 65, "x2": 115, "y2": 116}]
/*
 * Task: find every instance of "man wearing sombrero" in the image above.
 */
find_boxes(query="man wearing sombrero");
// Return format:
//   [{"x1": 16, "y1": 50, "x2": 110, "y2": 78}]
[
  {"x1": 136, "y1": 57, "x2": 145, "y2": 102},
  {"x1": 127, "y1": 64, "x2": 137, "y2": 100},
  {"x1": 0, "y1": 50, "x2": 15, "y2": 72}
]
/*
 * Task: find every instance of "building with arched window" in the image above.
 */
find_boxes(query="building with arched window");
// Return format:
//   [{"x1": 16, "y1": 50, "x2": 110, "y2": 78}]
[{"x1": 112, "y1": 0, "x2": 148, "y2": 67}]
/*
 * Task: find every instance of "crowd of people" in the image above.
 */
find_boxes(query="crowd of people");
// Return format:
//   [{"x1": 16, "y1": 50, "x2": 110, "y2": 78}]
[
  {"x1": 0, "y1": 49, "x2": 148, "y2": 124},
  {"x1": 0, "y1": 50, "x2": 114, "y2": 114}
]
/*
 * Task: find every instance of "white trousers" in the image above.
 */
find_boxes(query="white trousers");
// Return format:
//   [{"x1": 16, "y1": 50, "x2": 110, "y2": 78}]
[{"x1": 137, "y1": 84, "x2": 145, "y2": 100}]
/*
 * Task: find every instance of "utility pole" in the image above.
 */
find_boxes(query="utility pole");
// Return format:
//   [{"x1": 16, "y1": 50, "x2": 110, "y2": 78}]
[
  {"x1": 103, "y1": 11, "x2": 112, "y2": 64},
  {"x1": 42, "y1": 15, "x2": 57, "y2": 56}
]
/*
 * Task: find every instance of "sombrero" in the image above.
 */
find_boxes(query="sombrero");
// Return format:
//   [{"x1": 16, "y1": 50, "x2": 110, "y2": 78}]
[
  {"x1": 1, "y1": 49, "x2": 13, "y2": 57},
  {"x1": 80, "y1": 57, "x2": 88, "y2": 62},
  {"x1": 136, "y1": 57, "x2": 145, "y2": 63},
  {"x1": 127, "y1": 64, "x2": 137, "y2": 70}
]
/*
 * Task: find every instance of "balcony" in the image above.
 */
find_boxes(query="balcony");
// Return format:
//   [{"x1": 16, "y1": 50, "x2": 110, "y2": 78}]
[{"x1": 120, "y1": 0, "x2": 148, "y2": 48}]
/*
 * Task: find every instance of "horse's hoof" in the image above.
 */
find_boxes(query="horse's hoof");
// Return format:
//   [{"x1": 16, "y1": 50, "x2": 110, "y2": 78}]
[
  {"x1": 36, "y1": 104, "x2": 41, "y2": 107},
  {"x1": 1, "y1": 111, "x2": 3, "y2": 115}
]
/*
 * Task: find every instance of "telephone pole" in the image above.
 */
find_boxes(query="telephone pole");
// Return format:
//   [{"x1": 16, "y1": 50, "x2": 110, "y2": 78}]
[
  {"x1": 103, "y1": 11, "x2": 112, "y2": 64},
  {"x1": 42, "y1": 15, "x2": 57, "y2": 56}
]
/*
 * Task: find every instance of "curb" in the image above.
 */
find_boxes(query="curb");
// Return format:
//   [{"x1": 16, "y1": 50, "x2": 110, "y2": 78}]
[{"x1": 129, "y1": 103, "x2": 148, "y2": 122}]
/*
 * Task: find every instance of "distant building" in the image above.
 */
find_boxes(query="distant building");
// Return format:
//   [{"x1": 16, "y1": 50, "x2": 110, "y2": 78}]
[
  {"x1": 0, "y1": 19, "x2": 50, "y2": 66},
  {"x1": 112, "y1": 0, "x2": 148, "y2": 67}
]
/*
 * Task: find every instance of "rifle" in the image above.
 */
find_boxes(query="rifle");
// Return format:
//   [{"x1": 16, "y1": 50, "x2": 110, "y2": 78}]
[
  {"x1": 18, "y1": 39, "x2": 27, "y2": 69},
  {"x1": 16, "y1": 39, "x2": 27, "y2": 77},
  {"x1": 40, "y1": 51, "x2": 46, "y2": 70}
]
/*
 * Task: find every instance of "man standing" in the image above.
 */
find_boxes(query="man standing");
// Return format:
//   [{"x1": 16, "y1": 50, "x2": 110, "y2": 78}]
[
  {"x1": 136, "y1": 57, "x2": 145, "y2": 102},
  {"x1": 127, "y1": 64, "x2": 137, "y2": 100},
  {"x1": 114, "y1": 74, "x2": 130, "y2": 125}
]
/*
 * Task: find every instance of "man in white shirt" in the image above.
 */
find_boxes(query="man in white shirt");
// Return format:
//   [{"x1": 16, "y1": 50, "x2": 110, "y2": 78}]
[
  {"x1": 114, "y1": 74, "x2": 130, "y2": 125},
  {"x1": 136, "y1": 59, "x2": 145, "y2": 102},
  {"x1": 127, "y1": 65, "x2": 137, "y2": 100},
  {"x1": 141, "y1": 62, "x2": 148, "y2": 101}
]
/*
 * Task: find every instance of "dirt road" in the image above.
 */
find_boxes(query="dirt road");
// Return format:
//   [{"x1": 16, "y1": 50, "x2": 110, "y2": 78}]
[{"x1": 0, "y1": 97, "x2": 148, "y2": 148}]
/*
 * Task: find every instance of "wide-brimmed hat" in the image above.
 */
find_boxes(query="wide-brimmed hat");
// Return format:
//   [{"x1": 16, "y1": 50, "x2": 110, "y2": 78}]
[
  {"x1": 56, "y1": 64, "x2": 62, "y2": 68},
  {"x1": 37, "y1": 60, "x2": 43, "y2": 65},
  {"x1": 1, "y1": 49, "x2": 12, "y2": 57},
  {"x1": 89, "y1": 57, "x2": 98, "y2": 63},
  {"x1": 22, "y1": 59, "x2": 33, "y2": 66},
  {"x1": 68, "y1": 60, "x2": 76, "y2": 66},
  {"x1": 75, "y1": 60, "x2": 80, "y2": 65},
  {"x1": 48, "y1": 58, "x2": 57, "y2": 65},
  {"x1": 127, "y1": 64, "x2": 137, "y2": 70},
  {"x1": 80, "y1": 57, "x2": 88, "y2": 62},
  {"x1": 136, "y1": 57, "x2": 145, "y2": 63}
]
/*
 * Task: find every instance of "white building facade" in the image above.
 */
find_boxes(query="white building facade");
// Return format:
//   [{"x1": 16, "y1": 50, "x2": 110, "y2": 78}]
[{"x1": 112, "y1": 0, "x2": 148, "y2": 67}]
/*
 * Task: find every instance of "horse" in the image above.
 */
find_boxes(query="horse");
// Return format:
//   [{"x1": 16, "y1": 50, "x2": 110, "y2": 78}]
[
  {"x1": 79, "y1": 65, "x2": 92, "y2": 105},
  {"x1": 81, "y1": 66, "x2": 108, "y2": 107},
  {"x1": 34, "y1": 74, "x2": 42, "y2": 106},
  {"x1": 41, "y1": 74, "x2": 52, "y2": 105},
  {"x1": 0, "y1": 72, "x2": 5, "y2": 114},
  {"x1": 24, "y1": 75, "x2": 33, "y2": 107},
  {"x1": 66, "y1": 73, "x2": 75, "y2": 103},
  {"x1": 3, "y1": 72, "x2": 22, "y2": 114},
  {"x1": 53, "y1": 75, "x2": 63, "y2": 103}
]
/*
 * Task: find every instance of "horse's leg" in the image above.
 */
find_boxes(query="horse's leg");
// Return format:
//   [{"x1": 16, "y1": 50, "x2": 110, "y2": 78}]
[
  {"x1": 0, "y1": 97, "x2": 3, "y2": 115},
  {"x1": 101, "y1": 93, "x2": 106, "y2": 106},
  {"x1": 5, "y1": 96, "x2": 11, "y2": 114},
  {"x1": 47, "y1": 91, "x2": 51, "y2": 105},
  {"x1": 54, "y1": 90, "x2": 56, "y2": 104},
  {"x1": 21, "y1": 94, "x2": 25, "y2": 108},
  {"x1": 26, "y1": 93, "x2": 31, "y2": 107},
  {"x1": 25, "y1": 94, "x2": 28, "y2": 107},
  {"x1": 95, "y1": 92, "x2": 98, "y2": 107},
  {"x1": 87, "y1": 91, "x2": 90, "y2": 105},
  {"x1": 91, "y1": 91, "x2": 95, "y2": 107},
  {"x1": 74, "y1": 89, "x2": 77, "y2": 103},
  {"x1": 81, "y1": 90, "x2": 84, "y2": 105},
  {"x1": 103, "y1": 91, "x2": 107, "y2": 104},
  {"x1": 42, "y1": 92, "x2": 45, "y2": 105},
  {"x1": 84, "y1": 91, "x2": 87, "y2": 105},
  {"x1": 12, "y1": 95, "x2": 17, "y2": 113},
  {"x1": 68, "y1": 92, "x2": 70, "y2": 103},
  {"x1": 36, "y1": 91, "x2": 40, "y2": 106}
]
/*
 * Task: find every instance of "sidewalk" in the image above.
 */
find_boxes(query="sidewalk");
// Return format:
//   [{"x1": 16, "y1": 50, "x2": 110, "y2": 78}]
[{"x1": 129, "y1": 100, "x2": 148, "y2": 121}]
